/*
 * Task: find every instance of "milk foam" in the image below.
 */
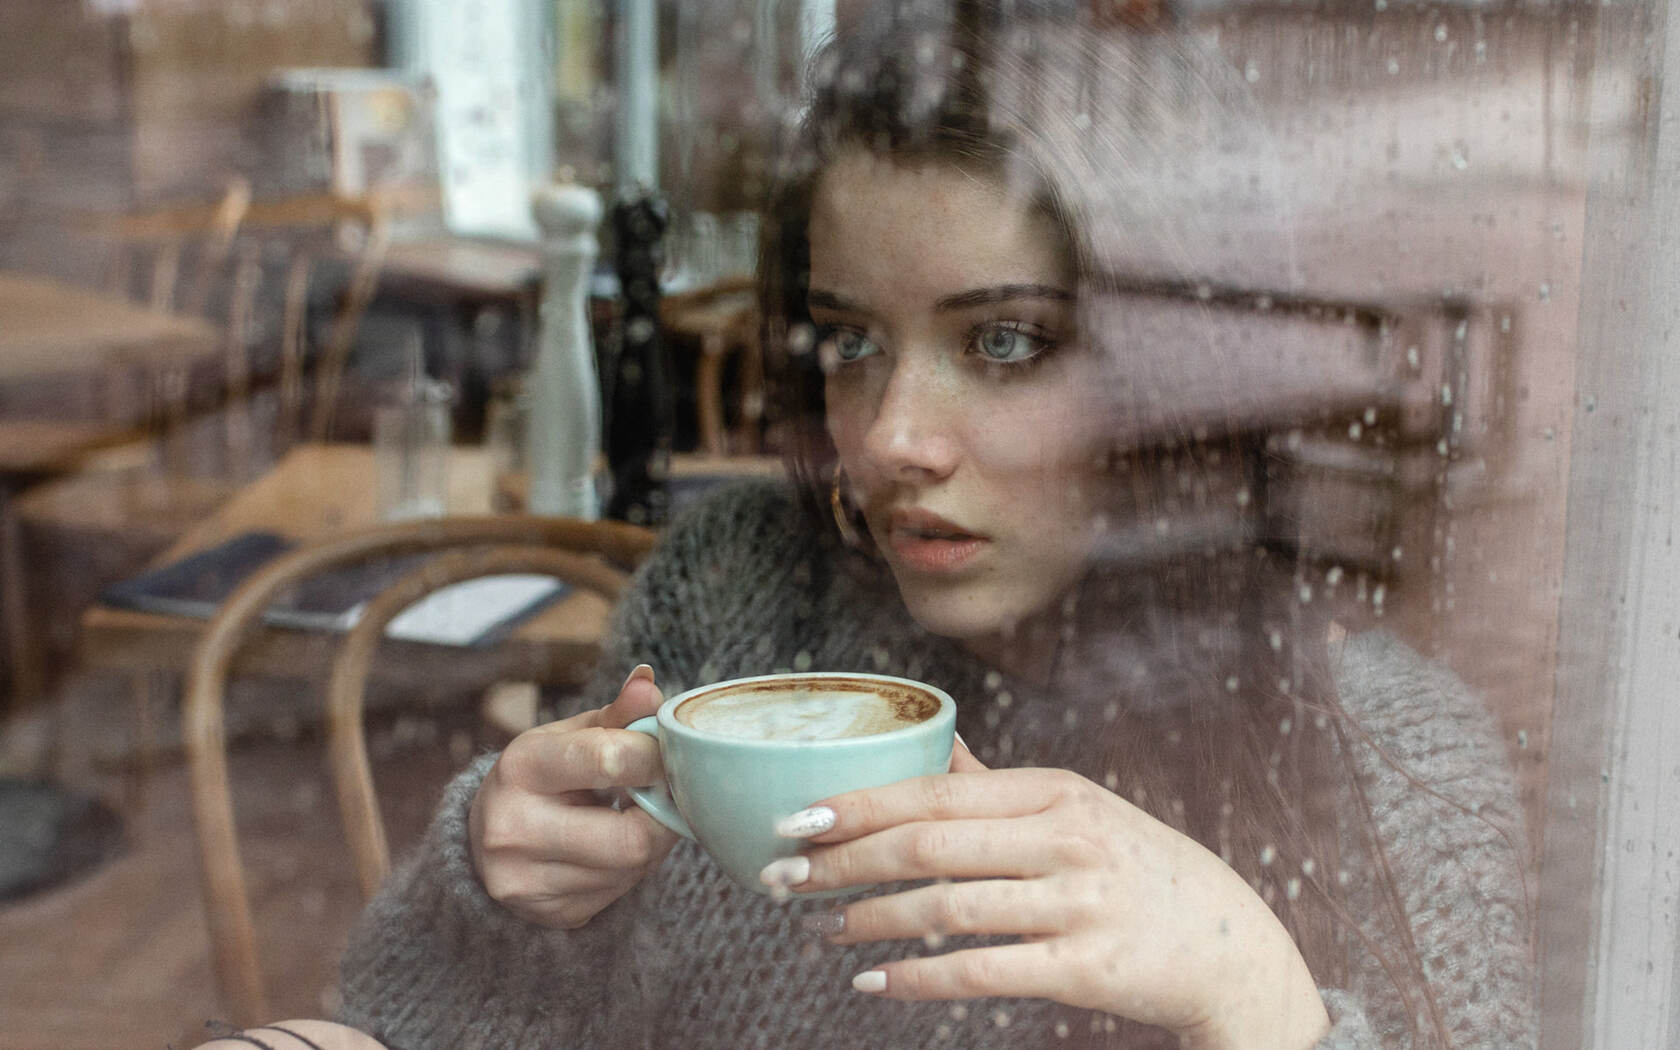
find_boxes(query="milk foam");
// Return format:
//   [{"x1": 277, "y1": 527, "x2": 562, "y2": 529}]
[{"x1": 678, "y1": 689, "x2": 919, "y2": 741}]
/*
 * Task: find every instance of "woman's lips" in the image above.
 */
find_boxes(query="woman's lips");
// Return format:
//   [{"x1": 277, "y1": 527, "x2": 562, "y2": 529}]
[{"x1": 883, "y1": 510, "x2": 988, "y2": 573}]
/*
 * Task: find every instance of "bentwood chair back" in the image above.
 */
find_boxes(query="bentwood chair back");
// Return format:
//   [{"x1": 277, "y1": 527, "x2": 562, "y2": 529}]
[{"x1": 182, "y1": 515, "x2": 657, "y2": 1025}]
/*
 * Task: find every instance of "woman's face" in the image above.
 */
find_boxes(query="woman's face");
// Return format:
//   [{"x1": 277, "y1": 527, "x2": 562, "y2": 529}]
[{"x1": 810, "y1": 150, "x2": 1107, "y2": 643}]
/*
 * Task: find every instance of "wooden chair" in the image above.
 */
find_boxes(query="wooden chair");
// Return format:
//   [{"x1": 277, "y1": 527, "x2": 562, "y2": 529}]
[
  {"x1": 181, "y1": 515, "x2": 657, "y2": 1025},
  {"x1": 10, "y1": 190, "x2": 391, "y2": 697},
  {"x1": 86, "y1": 184, "x2": 391, "y2": 476},
  {"x1": 660, "y1": 275, "x2": 764, "y2": 456}
]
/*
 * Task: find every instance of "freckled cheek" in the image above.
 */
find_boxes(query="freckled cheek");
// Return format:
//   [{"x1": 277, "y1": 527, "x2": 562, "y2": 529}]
[
  {"x1": 963, "y1": 409, "x2": 1104, "y2": 482},
  {"x1": 822, "y1": 387, "x2": 872, "y2": 465}
]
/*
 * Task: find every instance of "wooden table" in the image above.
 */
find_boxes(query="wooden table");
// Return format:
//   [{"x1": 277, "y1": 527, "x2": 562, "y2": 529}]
[
  {"x1": 76, "y1": 443, "x2": 783, "y2": 691},
  {"x1": 77, "y1": 444, "x2": 603, "y2": 692},
  {"x1": 0, "y1": 271, "x2": 221, "y2": 710},
  {"x1": 0, "y1": 271, "x2": 219, "y2": 386}
]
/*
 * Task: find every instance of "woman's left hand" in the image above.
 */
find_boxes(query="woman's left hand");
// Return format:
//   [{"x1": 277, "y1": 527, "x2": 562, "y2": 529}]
[{"x1": 763, "y1": 752, "x2": 1329, "y2": 1050}]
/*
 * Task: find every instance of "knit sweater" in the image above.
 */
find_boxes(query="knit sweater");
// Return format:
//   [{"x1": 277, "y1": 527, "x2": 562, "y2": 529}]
[{"x1": 338, "y1": 480, "x2": 1535, "y2": 1049}]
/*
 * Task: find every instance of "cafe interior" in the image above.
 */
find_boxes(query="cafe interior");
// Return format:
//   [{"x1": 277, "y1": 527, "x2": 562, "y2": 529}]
[{"x1": 1, "y1": 1, "x2": 1676, "y2": 1047}]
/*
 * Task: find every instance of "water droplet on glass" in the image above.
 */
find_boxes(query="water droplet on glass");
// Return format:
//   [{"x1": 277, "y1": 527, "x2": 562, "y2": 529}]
[
  {"x1": 1441, "y1": 384, "x2": 1454, "y2": 407},
  {"x1": 923, "y1": 930, "x2": 946, "y2": 950},
  {"x1": 1386, "y1": 57, "x2": 1400, "y2": 75},
  {"x1": 1348, "y1": 422, "x2": 1363, "y2": 440},
  {"x1": 1326, "y1": 565, "x2": 1345, "y2": 587},
  {"x1": 992, "y1": 1009, "x2": 1012, "y2": 1029},
  {"x1": 1055, "y1": 1021, "x2": 1071, "y2": 1039},
  {"x1": 788, "y1": 323, "x2": 815, "y2": 354},
  {"x1": 1244, "y1": 61, "x2": 1261, "y2": 83},
  {"x1": 1298, "y1": 582, "x2": 1313, "y2": 603},
  {"x1": 1260, "y1": 845, "x2": 1277, "y2": 866},
  {"x1": 1517, "y1": 729, "x2": 1529, "y2": 749},
  {"x1": 1302, "y1": 858, "x2": 1317, "y2": 876},
  {"x1": 1585, "y1": 396, "x2": 1597, "y2": 413},
  {"x1": 1539, "y1": 282, "x2": 1552, "y2": 301},
  {"x1": 950, "y1": 1003, "x2": 969, "y2": 1022},
  {"x1": 793, "y1": 650, "x2": 813, "y2": 671},
  {"x1": 1435, "y1": 24, "x2": 1449, "y2": 42},
  {"x1": 1363, "y1": 407, "x2": 1378, "y2": 425},
  {"x1": 1279, "y1": 717, "x2": 1293, "y2": 736},
  {"x1": 1449, "y1": 148, "x2": 1469, "y2": 172},
  {"x1": 1269, "y1": 629, "x2": 1284, "y2": 651},
  {"x1": 1475, "y1": 39, "x2": 1488, "y2": 60},
  {"x1": 1236, "y1": 487, "x2": 1252, "y2": 508},
  {"x1": 1406, "y1": 345, "x2": 1421, "y2": 370},
  {"x1": 1225, "y1": 675, "x2": 1241, "y2": 692}
]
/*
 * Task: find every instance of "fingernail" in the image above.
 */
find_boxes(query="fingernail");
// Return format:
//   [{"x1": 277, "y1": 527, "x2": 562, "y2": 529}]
[
  {"x1": 799, "y1": 909, "x2": 845, "y2": 937},
  {"x1": 955, "y1": 731, "x2": 968, "y2": 751},
  {"x1": 775, "y1": 806, "x2": 836, "y2": 838},
  {"x1": 851, "y1": 970, "x2": 887, "y2": 994},
  {"x1": 759, "y1": 855, "x2": 810, "y2": 888},
  {"x1": 622, "y1": 664, "x2": 654, "y2": 690}
]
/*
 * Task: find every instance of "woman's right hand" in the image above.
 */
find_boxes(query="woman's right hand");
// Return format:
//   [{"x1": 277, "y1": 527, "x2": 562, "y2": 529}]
[{"x1": 468, "y1": 664, "x2": 679, "y2": 928}]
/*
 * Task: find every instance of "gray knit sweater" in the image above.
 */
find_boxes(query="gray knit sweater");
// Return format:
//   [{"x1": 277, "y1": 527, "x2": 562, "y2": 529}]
[{"x1": 339, "y1": 480, "x2": 1535, "y2": 1049}]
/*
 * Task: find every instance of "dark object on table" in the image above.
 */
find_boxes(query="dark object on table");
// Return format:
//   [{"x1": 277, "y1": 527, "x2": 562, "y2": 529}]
[
  {"x1": 604, "y1": 189, "x2": 674, "y2": 527},
  {"x1": 100, "y1": 531, "x2": 570, "y2": 646},
  {"x1": 0, "y1": 778, "x2": 125, "y2": 901}
]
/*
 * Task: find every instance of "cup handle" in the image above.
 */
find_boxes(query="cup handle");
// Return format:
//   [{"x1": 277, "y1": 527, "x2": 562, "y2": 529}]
[{"x1": 624, "y1": 716, "x2": 696, "y2": 840}]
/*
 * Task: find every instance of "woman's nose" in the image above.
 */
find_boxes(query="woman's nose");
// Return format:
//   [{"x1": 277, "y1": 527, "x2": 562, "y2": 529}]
[{"x1": 859, "y1": 355, "x2": 961, "y2": 481}]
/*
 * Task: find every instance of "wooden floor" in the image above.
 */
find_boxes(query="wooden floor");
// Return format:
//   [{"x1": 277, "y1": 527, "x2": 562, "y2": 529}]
[{"x1": 0, "y1": 706, "x2": 471, "y2": 1050}]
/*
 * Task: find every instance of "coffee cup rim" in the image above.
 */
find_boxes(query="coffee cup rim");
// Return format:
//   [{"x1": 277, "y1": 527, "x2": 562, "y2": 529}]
[{"x1": 655, "y1": 671, "x2": 955, "y2": 748}]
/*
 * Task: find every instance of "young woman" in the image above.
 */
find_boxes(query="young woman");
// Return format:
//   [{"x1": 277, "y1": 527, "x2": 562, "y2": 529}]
[{"x1": 200, "y1": 8, "x2": 1532, "y2": 1050}]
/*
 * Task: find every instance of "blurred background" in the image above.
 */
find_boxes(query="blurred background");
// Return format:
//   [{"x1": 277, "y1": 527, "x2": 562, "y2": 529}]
[{"x1": 0, "y1": 1, "x2": 1673, "y2": 1048}]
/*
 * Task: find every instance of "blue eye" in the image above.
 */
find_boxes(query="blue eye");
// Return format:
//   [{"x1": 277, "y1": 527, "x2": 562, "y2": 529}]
[
  {"x1": 972, "y1": 324, "x2": 1047, "y2": 364},
  {"x1": 818, "y1": 327, "x2": 880, "y2": 365}
]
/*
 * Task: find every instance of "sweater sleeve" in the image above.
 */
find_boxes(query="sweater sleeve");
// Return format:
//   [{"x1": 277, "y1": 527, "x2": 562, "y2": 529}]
[
  {"x1": 336, "y1": 754, "x2": 654, "y2": 1049},
  {"x1": 336, "y1": 480, "x2": 802, "y2": 1048},
  {"x1": 1309, "y1": 631, "x2": 1537, "y2": 1050}
]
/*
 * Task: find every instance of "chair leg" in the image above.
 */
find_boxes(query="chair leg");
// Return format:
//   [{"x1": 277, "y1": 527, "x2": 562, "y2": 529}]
[
  {"x1": 123, "y1": 670, "x2": 160, "y2": 817},
  {"x1": 0, "y1": 488, "x2": 44, "y2": 715}
]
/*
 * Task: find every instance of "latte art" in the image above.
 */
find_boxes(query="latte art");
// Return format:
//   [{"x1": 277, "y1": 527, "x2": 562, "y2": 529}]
[{"x1": 675, "y1": 686, "x2": 935, "y2": 741}]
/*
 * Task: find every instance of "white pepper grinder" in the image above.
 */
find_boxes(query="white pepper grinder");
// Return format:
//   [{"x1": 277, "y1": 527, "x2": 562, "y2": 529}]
[{"x1": 527, "y1": 180, "x2": 603, "y2": 518}]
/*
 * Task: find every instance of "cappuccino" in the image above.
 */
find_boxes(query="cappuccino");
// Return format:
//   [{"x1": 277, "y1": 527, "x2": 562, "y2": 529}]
[{"x1": 674, "y1": 679, "x2": 938, "y2": 741}]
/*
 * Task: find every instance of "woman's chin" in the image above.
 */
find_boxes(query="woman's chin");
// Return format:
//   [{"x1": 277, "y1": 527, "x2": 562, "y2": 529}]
[{"x1": 894, "y1": 579, "x2": 1028, "y2": 645}]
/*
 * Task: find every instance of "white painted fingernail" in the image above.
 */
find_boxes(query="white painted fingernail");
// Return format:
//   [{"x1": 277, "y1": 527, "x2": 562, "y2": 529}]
[
  {"x1": 759, "y1": 855, "x2": 810, "y2": 888},
  {"x1": 955, "y1": 731, "x2": 968, "y2": 750},
  {"x1": 799, "y1": 909, "x2": 845, "y2": 937},
  {"x1": 775, "y1": 806, "x2": 836, "y2": 838},
  {"x1": 851, "y1": 970, "x2": 887, "y2": 994},
  {"x1": 622, "y1": 664, "x2": 654, "y2": 690}
]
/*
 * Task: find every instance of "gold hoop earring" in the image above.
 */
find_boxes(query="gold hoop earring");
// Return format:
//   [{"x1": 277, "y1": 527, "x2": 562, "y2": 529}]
[{"x1": 830, "y1": 467, "x2": 862, "y2": 548}]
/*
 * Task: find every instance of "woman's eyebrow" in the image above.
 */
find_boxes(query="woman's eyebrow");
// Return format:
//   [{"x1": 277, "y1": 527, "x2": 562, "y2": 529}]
[
  {"x1": 934, "y1": 283, "x2": 1073, "y2": 310},
  {"x1": 805, "y1": 289, "x2": 866, "y2": 313}
]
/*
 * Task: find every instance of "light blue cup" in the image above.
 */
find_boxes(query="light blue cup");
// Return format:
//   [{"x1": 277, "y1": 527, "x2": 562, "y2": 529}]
[{"x1": 627, "y1": 672, "x2": 955, "y2": 896}]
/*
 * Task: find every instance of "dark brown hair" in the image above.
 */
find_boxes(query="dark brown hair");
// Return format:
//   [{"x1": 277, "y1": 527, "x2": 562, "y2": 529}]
[{"x1": 757, "y1": 3, "x2": 1452, "y2": 1046}]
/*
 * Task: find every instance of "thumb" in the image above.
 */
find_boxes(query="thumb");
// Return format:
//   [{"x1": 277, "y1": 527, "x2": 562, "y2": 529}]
[
  {"x1": 599, "y1": 664, "x2": 664, "y2": 729},
  {"x1": 949, "y1": 731, "x2": 988, "y2": 772}
]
